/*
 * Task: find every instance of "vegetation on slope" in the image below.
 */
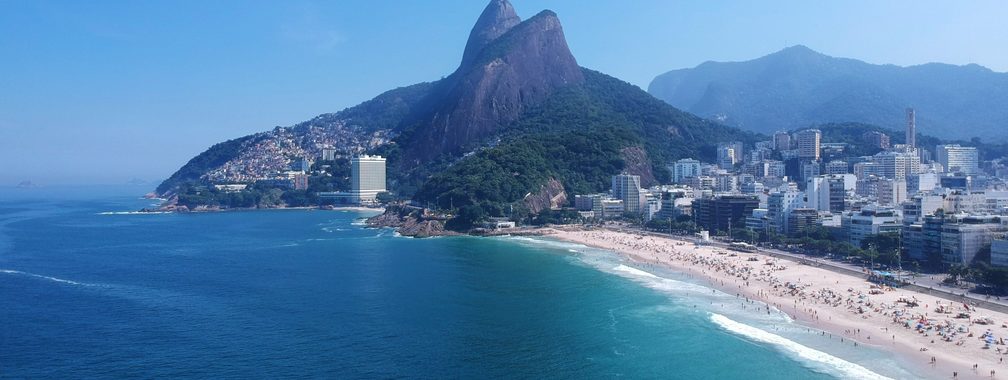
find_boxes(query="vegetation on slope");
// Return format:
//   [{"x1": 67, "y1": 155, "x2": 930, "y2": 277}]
[{"x1": 411, "y1": 68, "x2": 760, "y2": 228}]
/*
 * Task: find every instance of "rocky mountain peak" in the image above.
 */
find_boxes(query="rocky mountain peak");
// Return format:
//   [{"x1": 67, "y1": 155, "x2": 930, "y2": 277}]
[
  {"x1": 406, "y1": 4, "x2": 583, "y2": 161},
  {"x1": 460, "y1": 0, "x2": 522, "y2": 68}
]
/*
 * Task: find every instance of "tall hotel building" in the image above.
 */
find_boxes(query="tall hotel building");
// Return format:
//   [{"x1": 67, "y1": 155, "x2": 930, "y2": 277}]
[{"x1": 351, "y1": 155, "x2": 387, "y2": 205}]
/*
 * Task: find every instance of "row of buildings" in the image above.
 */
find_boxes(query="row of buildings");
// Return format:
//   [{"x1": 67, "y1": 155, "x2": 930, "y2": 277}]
[{"x1": 573, "y1": 109, "x2": 1007, "y2": 269}]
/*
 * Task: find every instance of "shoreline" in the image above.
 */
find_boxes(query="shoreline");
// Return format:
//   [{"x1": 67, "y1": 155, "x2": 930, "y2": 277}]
[
  {"x1": 136, "y1": 204, "x2": 385, "y2": 214},
  {"x1": 539, "y1": 227, "x2": 1008, "y2": 380}
]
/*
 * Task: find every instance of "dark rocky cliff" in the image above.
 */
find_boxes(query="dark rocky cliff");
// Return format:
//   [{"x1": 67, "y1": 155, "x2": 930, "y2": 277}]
[{"x1": 404, "y1": 4, "x2": 584, "y2": 161}]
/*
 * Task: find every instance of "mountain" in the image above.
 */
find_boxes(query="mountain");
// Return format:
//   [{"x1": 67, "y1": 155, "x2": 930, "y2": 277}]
[
  {"x1": 158, "y1": 0, "x2": 754, "y2": 222},
  {"x1": 647, "y1": 45, "x2": 1008, "y2": 141},
  {"x1": 401, "y1": 7, "x2": 584, "y2": 162}
]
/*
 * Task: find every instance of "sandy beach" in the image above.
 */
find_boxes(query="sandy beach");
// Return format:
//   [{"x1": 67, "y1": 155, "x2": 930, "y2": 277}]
[{"x1": 544, "y1": 227, "x2": 1008, "y2": 379}]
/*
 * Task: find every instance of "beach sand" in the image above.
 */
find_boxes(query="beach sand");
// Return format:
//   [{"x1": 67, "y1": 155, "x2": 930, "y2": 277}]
[{"x1": 545, "y1": 227, "x2": 1008, "y2": 380}]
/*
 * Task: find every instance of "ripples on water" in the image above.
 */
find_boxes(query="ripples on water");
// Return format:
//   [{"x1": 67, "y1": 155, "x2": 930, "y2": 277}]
[{"x1": 0, "y1": 188, "x2": 917, "y2": 379}]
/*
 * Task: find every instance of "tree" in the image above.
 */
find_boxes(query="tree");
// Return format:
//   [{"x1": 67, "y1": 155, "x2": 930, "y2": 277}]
[{"x1": 376, "y1": 191, "x2": 395, "y2": 204}]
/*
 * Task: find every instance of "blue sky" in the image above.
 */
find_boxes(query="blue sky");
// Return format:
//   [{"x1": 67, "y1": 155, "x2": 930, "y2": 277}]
[{"x1": 1, "y1": 0, "x2": 1006, "y2": 185}]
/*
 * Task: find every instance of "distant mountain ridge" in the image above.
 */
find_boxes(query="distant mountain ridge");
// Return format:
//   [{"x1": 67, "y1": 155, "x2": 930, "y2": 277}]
[
  {"x1": 158, "y1": 0, "x2": 754, "y2": 221},
  {"x1": 647, "y1": 45, "x2": 1008, "y2": 141}
]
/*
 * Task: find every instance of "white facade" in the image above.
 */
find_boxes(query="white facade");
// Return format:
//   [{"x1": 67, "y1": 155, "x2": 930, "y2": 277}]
[
  {"x1": 937, "y1": 145, "x2": 979, "y2": 175},
  {"x1": 672, "y1": 159, "x2": 701, "y2": 183},
  {"x1": 351, "y1": 155, "x2": 387, "y2": 205},
  {"x1": 874, "y1": 150, "x2": 921, "y2": 180},
  {"x1": 941, "y1": 221, "x2": 1007, "y2": 265},
  {"x1": 768, "y1": 188, "x2": 804, "y2": 234},
  {"x1": 611, "y1": 174, "x2": 642, "y2": 214},
  {"x1": 877, "y1": 179, "x2": 907, "y2": 206},
  {"x1": 321, "y1": 148, "x2": 337, "y2": 161},
  {"x1": 842, "y1": 208, "x2": 901, "y2": 246}
]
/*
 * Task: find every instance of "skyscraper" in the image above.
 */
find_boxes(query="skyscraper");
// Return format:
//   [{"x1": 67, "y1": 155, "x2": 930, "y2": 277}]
[
  {"x1": 906, "y1": 108, "x2": 916, "y2": 150},
  {"x1": 794, "y1": 129, "x2": 821, "y2": 161},
  {"x1": 351, "y1": 155, "x2": 387, "y2": 205},
  {"x1": 936, "y1": 144, "x2": 979, "y2": 174},
  {"x1": 611, "y1": 174, "x2": 642, "y2": 214}
]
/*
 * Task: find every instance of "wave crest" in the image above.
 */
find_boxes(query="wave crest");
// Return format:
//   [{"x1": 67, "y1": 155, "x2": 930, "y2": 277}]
[{"x1": 709, "y1": 313, "x2": 890, "y2": 380}]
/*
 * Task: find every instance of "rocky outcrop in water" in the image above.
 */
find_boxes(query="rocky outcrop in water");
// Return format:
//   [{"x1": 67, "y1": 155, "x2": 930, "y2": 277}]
[{"x1": 366, "y1": 205, "x2": 456, "y2": 238}]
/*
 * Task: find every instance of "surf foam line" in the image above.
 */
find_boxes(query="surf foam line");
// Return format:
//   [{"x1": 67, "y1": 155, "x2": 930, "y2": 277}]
[
  {"x1": 611, "y1": 264, "x2": 792, "y2": 322},
  {"x1": 504, "y1": 236, "x2": 594, "y2": 252},
  {"x1": 710, "y1": 313, "x2": 890, "y2": 380},
  {"x1": 0, "y1": 269, "x2": 100, "y2": 287}
]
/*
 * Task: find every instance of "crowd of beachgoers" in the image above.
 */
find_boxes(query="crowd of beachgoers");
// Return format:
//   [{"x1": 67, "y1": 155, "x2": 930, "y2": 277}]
[{"x1": 548, "y1": 227, "x2": 1008, "y2": 379}]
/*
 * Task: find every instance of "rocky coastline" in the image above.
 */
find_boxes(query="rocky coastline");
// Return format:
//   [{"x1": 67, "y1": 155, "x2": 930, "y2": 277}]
[{"x1": 365, "y1": 205, "x2": 458, "y2": 238}]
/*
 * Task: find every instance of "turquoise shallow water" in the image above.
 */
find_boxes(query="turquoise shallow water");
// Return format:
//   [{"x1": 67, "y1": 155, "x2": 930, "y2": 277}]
[{"x1": 0, "y1": 186, "x2": 917, "y2": 378}]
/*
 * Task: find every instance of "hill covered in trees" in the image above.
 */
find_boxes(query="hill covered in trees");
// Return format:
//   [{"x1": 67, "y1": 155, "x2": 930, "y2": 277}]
[{"x1": 156, "y1": 0, "x2": 756, "y2": 226}]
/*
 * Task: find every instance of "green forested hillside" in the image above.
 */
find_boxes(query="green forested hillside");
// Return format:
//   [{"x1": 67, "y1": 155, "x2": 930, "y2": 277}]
[{"x1": 412, "y1": 68, "x2": 759, "y2": 219}]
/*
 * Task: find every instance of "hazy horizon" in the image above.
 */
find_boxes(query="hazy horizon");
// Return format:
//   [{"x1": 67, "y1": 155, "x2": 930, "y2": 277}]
[{"x1": 2, "y1": 0, "x2": 1007, "y2": 186}]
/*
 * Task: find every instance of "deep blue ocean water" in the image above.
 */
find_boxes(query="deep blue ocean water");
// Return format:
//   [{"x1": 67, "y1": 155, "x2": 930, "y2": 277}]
[{"x1": 0, "y1": 186, "x2": 920, "y2": 379}]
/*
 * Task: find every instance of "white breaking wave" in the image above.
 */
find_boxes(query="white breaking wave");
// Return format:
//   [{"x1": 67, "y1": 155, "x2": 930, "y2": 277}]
[
  {"x1": 1, "y1": 269, "x2": 97, "y2": 287},
  {"x1": 612, "y1": 264, "x2": 661, "y2": 279},
  {"x1": 505, "y1": 236, "x2": 590, "y2": 252},
  {"x1": 610, "y1": 264, "x2": 730, "y2": 297},
  {"x1": 710, "y1": 313, "x2": 890, "y2": 380}
]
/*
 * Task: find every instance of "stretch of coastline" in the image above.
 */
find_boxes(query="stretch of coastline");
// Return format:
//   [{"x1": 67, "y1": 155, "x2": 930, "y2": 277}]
[{"x1": 542, "y1": 226, "x2": 1008, "y2": 380}]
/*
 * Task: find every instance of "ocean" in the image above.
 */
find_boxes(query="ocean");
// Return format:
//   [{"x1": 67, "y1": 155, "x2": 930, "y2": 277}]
[{"x1": 0, "y1": 186, "x2": 921, "y2": 379}]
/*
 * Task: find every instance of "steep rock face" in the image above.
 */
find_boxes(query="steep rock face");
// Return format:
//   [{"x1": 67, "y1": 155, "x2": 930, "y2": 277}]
[
  {"x1": 522, "y1": 177, "x2": 566, "y2": 215},
  {"x1": 459, "y1": 0, "x2": 521, "y2": 68},
  {"x1": 406, "y1": 7, "x2": 584, "y2": 161},
  {"x1": 620, "y1": 146, "x2": 657, "y2": 188}
]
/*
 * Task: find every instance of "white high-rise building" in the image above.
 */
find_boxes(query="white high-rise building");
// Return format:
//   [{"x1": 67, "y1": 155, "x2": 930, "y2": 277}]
[
  {"x1": 794, "y1": 129, "x2": 821, "y2": 161},
  {"x1": 671, "y1": 158, "x2": 701, "y2": 183},
  {"x1": 351, "y1": 155, "x2": 387, "y2": 205},
  {"x1": 937, "y1": 145, "x2": 979, "y2": 175},
  {"x1": 874, "y1": 150, "x2": 921, "y2": 180},
  {"x1": 611, "y1": 174, "x2": 642, "y2": 214},
  {"x1": 767, "y1": 186, "x2": 804, "y2": 234}
]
